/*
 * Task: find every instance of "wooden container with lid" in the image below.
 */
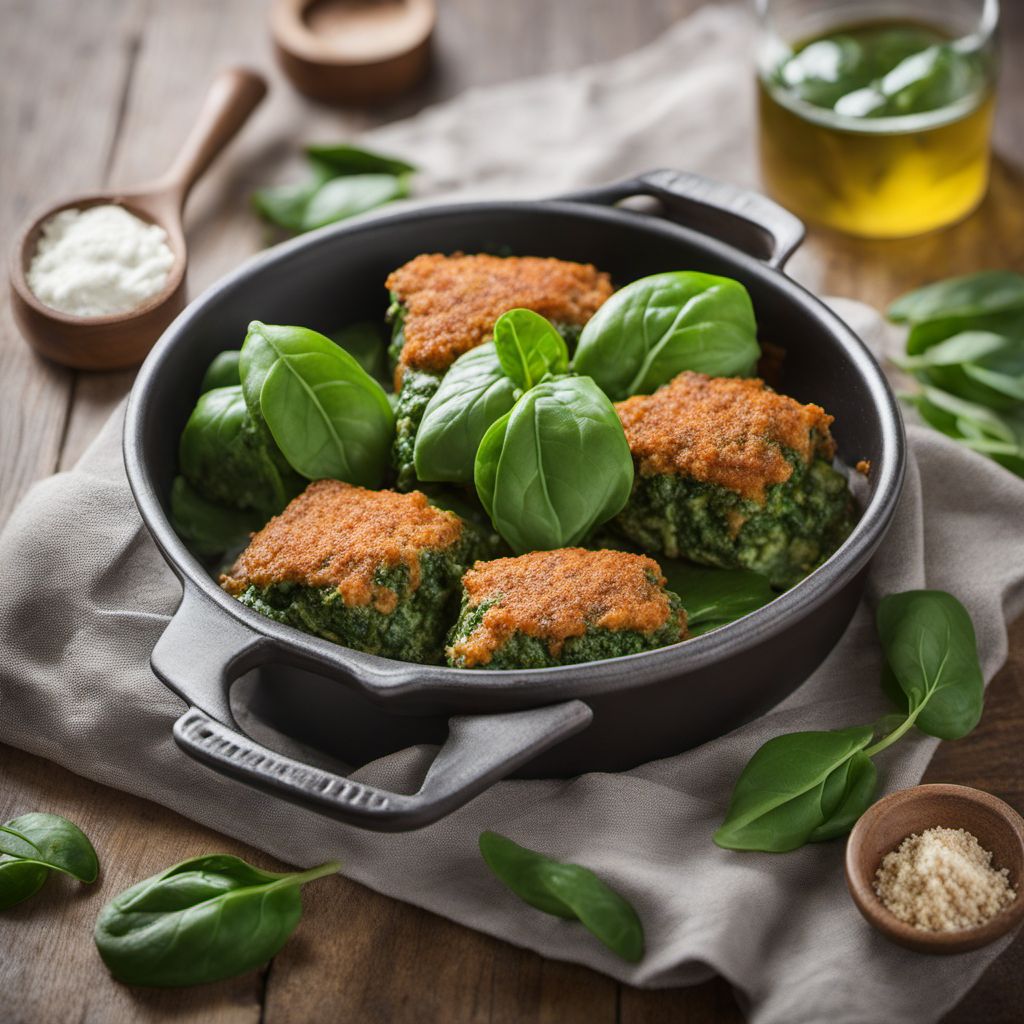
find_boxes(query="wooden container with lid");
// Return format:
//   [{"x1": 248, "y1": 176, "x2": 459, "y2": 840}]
[{"x1": 271, "y1": 0, "x2": 436, "y2": 105}]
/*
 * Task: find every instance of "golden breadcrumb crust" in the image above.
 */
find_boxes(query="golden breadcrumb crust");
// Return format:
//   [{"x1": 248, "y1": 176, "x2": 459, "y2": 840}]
[
  {"x1": 448, "y1": 547, "x2": 684, "y2": 667},
  {"x1": 615, "y1": 371, "x2": 836, "y2": 503},
  {"x1": 221, "y1": 480, "x2": 463, "y2": 614},
  {"x1": 387, "y1": 253, "x2": 612, "y2": 378}
]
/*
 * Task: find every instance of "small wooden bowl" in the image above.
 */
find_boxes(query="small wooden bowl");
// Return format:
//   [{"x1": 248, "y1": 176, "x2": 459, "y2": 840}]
[
  {"x1": 846, "y1": 784, "x2": 1024, "y2": 954},
  {"x1": 271, "y1": 0, "x2": 435, "y2": 105}
]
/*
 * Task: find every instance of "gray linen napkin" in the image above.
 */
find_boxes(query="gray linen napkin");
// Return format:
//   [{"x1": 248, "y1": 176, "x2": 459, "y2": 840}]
[{"x1": 3, "y1": 8, "x2": 1024, "y2": 1022}]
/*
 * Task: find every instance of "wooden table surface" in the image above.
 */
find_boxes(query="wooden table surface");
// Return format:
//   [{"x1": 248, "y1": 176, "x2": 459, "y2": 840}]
[{"x1": 2, "y1": 2, "x2": 1023, "y2": 1021}]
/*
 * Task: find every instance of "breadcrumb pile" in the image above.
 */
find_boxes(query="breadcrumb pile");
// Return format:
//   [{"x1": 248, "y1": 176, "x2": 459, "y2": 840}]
[{"x1": 874, "y1": 827, "x2": 1016, "y2": 932}]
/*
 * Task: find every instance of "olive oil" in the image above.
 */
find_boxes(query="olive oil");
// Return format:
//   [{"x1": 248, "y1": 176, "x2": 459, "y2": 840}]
[{"x1": 758, "y1": 21, "x2": 996, "y2": 238}]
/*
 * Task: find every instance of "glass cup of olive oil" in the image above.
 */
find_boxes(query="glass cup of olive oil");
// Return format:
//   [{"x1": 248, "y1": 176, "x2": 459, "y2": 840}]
[{"x1": 756, "y1": 0, "x2": 1000, "y2": 238}]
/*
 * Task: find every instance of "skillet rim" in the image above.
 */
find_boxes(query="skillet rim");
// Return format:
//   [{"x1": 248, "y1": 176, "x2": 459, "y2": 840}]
[{"x1": 124, "y1": 195, "x2": 906, "y2": 703}]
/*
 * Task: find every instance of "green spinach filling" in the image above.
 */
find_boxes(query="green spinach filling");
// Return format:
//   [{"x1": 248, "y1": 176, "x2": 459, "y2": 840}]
[
  {"x1": 615, "y1": 452, "x2": 854, "y2": 587},
  {"x1": 446, "y1": 584, "x2": 686, "y2": 670},
  {"x1": 233, "y1": 548, "x2": 469, "y2": 665}
]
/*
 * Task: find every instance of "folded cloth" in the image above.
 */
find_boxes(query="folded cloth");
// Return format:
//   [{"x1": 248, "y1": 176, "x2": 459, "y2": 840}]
[{"x1": 3, "y1": 7, "x2": 1024, "y2": 1022}]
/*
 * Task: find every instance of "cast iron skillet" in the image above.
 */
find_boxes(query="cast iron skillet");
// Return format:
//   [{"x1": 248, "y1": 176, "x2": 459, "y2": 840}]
[{"x1": 124, "y1": 170, "x2": 905, "y2": 832}]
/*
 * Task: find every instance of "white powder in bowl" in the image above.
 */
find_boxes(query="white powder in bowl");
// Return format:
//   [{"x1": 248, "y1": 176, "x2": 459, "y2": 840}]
[{"x1": 26, "y1": 204, "x2": 175, "y2": 318}]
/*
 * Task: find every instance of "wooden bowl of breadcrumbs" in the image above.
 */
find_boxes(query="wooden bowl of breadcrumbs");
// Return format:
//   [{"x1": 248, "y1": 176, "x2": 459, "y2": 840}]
[{"x1": 846, "y1": 784, "x2": 1024, "y2": 954}]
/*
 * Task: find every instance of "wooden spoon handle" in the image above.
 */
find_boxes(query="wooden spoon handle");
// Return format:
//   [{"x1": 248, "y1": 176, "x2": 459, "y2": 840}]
[{"x1": 155, "y1": 67, "x2": 267, "y2": 209}]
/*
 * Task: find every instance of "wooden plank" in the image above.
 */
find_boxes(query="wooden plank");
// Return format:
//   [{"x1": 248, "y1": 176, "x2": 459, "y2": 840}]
[
  {"x1": 0, "y1": 743, "x2": 272, "y2": 1024},
  {"x1": 263, "y1": 878, "x2": 617, "y2": 1024},
  {"x1": 0, "y1": 0, "x2": 145, "y2": 520}
]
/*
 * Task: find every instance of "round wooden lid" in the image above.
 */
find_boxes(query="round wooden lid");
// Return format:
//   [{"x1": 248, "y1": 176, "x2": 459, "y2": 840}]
[{"x1": 271, "y1": 0, "x2": 436, "y2": 105}]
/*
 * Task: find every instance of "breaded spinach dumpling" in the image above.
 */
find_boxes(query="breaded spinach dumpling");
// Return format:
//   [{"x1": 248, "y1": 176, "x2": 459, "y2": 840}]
[
  {"x1": 221, "y1": 480, "x2": 478, "y2": 663},
  {"x1": 614, "y1": 371, "x2": 855, "y2": 587},
  {"x1": 446, "y1": 548, "x2": 688, "y2": 669},
  {"x1": 385, "y1": 253, "x2": 613, "y2": 487}
]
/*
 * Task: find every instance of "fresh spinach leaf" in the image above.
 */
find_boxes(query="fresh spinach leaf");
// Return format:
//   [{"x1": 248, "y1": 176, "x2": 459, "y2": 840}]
[
  {"x1": 331, "y1": 321, "x2": 388, "y2": 383},
  {"x1": 414, "y1": 343, "x2": 519, "y2": 484},
  {"x1": 305, "y1": 142, "x2": 416, "y2": 177},
  {"x1": 905, "y1": 307, "x2": 1024, "y2": 358},
  {"x1": 170, "y1": 476, "x2": 264, "y2": 557},
  {"x1": 251, "y1": 158, "x2": 335, "y2": 232},
  {"x1": 0, "y1": 858, "x2": 49, "y2": 910},
  {"x1": 896, "y1": 331, "x2": 1011, "y2": 370},
  {"x1": 713, "y1": 726, "x2": 876, "y2": 852},
  {"x1": 94, "y1": 855, "x2": 339, "y2": 988},
  {"x1": 200, "y1": 350, "x2": 242, "y2": 393},
  {"x1": 876, "y1": 590, "x2": 983, "y2": 740},
  {"x1": 573, "y1": 271, "x2": 760, "y2": 400},
  {"x1": 300, "y1": 173, "x2": 409, "y2": 232},
  {"x1": 474, "y1": 376, "x2": 634, "y2": 553},
  {"x1": 241, "y1": 322, "x2": 395, "y2": 486},
  {"x1": 0, "y1": 812, "x2": 99, "y2": 909},
  {"x1": 888, "y1": 270, "x2": 1024, "y2": 324},
  {"x1": 492, "y1": 308, "x2": 569, "y2": 390},
  {"x1": 479, "y1": 832, "x2": 644, "y2": 962},
  {"x1": 179, "y1": 385, "x2": 303, "y2": 514},
  {"x1": 659, "y1": 562, "x2": 776, "y2": 635}
]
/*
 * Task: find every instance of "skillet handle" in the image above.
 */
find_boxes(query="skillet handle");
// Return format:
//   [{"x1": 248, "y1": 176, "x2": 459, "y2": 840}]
[
  {"x1": 561, "y1": 169, "x2": 805, "y2": 270},
  {"x1": 154, "y1": 586, "x2": 593, "y2": 831},
  {"x1": 173, "y1": 701, "x2": 592, "y2": 832}
]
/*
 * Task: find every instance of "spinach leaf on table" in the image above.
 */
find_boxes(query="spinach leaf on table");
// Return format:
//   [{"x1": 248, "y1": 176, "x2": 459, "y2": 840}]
[
  {"x1": 715, "y1": 590, "x2": 985, "y2": 852},
  {"x1": 492, "y1": 307, "x2": 570, "y2": 390},
  {"x1": 241, "y1": 322, "x2": 395, "y2": 486},
  {"x1": 0, "y1": 812, "x2": 99, "y2": 910},
  {"x1": 479, "y1": 832, "x2": 644, "y2": 963},
  {"x1": 94, "y1": 855, "x2": 339, "y2": 988},
  {"x1": 573, "y1": 271, "x2": 760, "y2": 400},
  {"x1": 305, "y1": 142, "x2": 416, "y2": 176},
  {"x1": 253, "y1": 143, "x2": 415, "y2": 234},
  {"x1": 876, "y1": 590, "x2": 984, "y2": 740},
  {"x1": 713, "y1": 727, "x2": 877, "y2": 852},
  {"x1": 474, "y1": 376, "x2": 634, "y2": 553},
  {"x1": 888, "y1": 270, "x2": 1024, "y2": 324},
  {"x1": 300, "y1": 173, "x2": 409, "y2": 232},
  {"x1": 414, "y1": 343, "x2": 519, "y2": 485}
]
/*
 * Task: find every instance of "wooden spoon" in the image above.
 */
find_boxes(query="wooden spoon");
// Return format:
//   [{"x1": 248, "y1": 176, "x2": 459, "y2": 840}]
[{"x1": 10, "y1": 67, "x2": 267, "y2": 371}]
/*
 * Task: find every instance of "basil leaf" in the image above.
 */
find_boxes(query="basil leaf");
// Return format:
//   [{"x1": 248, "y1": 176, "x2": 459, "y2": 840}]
[
  {"x1": 170, "y1": 476, "x2": 264, "y2": 557},
  {"x1": 574, "y1": 271, "x2": 760, "y2": 400},
  {"x1": 414, "y1": 344, "x2": 518, "y2": 484},
  {"x1": 479, "y1": 832, "x2": 644, "y2": 963},
  {"x1": 0, "y1": 858, "x2": 49, "y2": 910},
  {"x1": 94, "y1": 855, "x2": 339, "y2": 988},
  {"x1": 876, "y1": 590, "x2": 983, "y2": 740},
  {"x1": 200, "y1": 350, "x2": 242, "y2": 393},
  {"x1": 889, "y1": 270, "x2": 1024, "y2": 324},
  {"x1": 713, "y1": 726, "x2": 875, "y2": 852},
  {"x1": 179, "y1": 385, "x2": 303, "y2": 514},
  {"x1": 492, "y1": 308, "x2": 569, "y2": 390},
  {"x1": 241, "y1": 322, "x2": 394, "y2": 486},
  {"x1": 305, "y1": 143, "x2": 416, "y2": 177},
  {"x1": 658, "y1": 561, "x2": 776, "y2": 635},
  {"x1": 0, "y1": 813, "x2": 98, "y2": 883},
  {"x1": 300, "y1": 173, "x2": 409, "y2": 232},
  {"x1": 331, "y1": 321, "x2": 388, "y2": 383},
  {"x1": 474, "y1": 376, "x2": 634, "y2": 553}
]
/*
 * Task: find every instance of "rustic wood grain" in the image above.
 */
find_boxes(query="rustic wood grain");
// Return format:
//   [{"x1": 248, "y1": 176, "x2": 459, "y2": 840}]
[{"x1": 1, "y1": 0, "x2": 1023, "y2": 1022}]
